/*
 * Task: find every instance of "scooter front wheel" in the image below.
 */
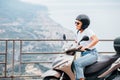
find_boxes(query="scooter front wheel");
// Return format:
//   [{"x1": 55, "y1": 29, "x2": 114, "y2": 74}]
[{"x1": 43, "y1": 76, "x2": 58, "y2": 80}]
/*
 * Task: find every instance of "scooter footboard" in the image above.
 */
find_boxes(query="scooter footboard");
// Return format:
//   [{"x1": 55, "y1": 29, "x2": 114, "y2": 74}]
[{"x1": 41, "y1": 69, "x2": 61, "y2": 78}]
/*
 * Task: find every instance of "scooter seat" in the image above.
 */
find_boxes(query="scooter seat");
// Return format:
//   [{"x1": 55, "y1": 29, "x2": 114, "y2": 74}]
[{"x1": 84, "y1": 54, "x2": 119, "y2": 75}]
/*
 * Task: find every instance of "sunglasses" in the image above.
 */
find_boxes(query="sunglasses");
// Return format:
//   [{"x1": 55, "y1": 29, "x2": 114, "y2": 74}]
[{"x1": 75, "y1": 22, "x2": 80, "y2": 25}]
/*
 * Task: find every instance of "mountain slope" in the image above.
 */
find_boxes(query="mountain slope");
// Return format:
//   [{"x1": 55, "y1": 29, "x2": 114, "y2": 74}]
[{"x1": 0, "y1": 0, "x2": 75, "y2": 39}]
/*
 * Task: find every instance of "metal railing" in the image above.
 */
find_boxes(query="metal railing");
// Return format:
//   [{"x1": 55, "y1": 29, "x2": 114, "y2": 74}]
[{"x1": 0, "y1": 39, "x2": 115, "y2": 80}]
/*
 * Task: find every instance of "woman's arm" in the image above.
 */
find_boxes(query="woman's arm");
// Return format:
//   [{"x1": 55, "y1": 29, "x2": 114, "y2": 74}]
[
  {"x1": 87, "y1": 35, "x2": 99, "y2": 48},
  {"x1": 81, "y1": 35, "x2": 99, "y2": 51}
]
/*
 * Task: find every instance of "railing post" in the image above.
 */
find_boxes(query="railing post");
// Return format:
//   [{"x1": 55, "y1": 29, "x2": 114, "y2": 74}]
[
  {"x1": 12, "y1": 40, "x2": 15, "y2": 79},
  {"x1": 5, "y1": 40, "x2": 8, "y2": 77},
  {"x1": 19, "y1": 40, "x2": 22, "y2": 76}
]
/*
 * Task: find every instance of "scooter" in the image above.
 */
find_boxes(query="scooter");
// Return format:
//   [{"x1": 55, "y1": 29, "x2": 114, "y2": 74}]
[{"x1": 42, "y1": 36, "x2": 120, "y2": 80}]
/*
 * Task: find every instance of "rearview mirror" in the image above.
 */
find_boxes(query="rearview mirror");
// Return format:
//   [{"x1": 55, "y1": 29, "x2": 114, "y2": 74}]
[
  {"x1": 78, "y1": 36, "x2": 89, "y2": 45},
  {"x1": 80, "y1": 36, "x2": 89, "y2": 42},
  {"x1": 63, "y1": 34, "x2": 66, "y2": 40}
]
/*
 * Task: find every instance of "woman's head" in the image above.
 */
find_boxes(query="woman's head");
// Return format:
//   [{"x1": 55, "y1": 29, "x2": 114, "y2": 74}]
[{"x1": 75, "y1": 14, "x2": 90, "y2": 30}]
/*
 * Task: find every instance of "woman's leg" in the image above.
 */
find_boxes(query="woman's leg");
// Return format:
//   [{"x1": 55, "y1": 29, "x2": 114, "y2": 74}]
[{"x1": 74, "y1": 53, "x2": 98, "y2": 80}]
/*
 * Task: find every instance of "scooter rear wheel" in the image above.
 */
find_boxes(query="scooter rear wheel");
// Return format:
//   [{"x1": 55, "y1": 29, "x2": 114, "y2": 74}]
[{"x1": 43, "y1": 76, "x2": 58, "y2": 80}]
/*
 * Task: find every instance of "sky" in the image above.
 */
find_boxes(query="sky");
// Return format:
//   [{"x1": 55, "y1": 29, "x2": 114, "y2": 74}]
[{"x1": 20, "y1": 0, "x2": 120, "y2": 39}]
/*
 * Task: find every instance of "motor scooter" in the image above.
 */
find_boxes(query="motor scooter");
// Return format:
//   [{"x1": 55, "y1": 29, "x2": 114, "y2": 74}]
[{"x1": 42, "y1": 36, "x2": 120, "y2": 80}]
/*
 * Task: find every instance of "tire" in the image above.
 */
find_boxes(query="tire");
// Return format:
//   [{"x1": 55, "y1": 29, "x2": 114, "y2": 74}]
[{"x1": 43, "y1": 76, "x2": 58, "y2": 80}]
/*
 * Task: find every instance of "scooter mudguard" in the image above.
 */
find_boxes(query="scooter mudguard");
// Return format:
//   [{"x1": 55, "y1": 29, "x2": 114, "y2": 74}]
[{"x1": 41, "y1": 69, "x2": 61, "y2": 78}]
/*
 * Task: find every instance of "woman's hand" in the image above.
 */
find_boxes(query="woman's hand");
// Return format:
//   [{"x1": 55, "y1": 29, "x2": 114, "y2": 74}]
[
  {"x1": 80, "y1": 46, "x2": 89, "y2": 51},
  {"x1": 76, "y1": 45, "x2": 83, "y2": 50}
]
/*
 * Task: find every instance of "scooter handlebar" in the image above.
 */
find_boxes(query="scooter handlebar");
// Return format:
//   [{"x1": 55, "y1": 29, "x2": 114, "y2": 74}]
[
  {"x1": 65, "y1": 48, "x2": 91, "y2": 55},
  {"x1": 85, "y1": 48, "x2": 91, "y2": 51},
  {"x1": 65, "y1": 48, "x2": 78, "y2": 53}
]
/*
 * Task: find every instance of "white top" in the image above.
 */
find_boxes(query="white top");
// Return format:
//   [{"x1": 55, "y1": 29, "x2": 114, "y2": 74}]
[{"x1": 76, "y1": 28, "x2": 95, "y2": 49}]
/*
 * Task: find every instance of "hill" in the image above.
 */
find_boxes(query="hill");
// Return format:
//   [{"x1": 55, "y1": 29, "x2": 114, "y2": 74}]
[{"x1": 0, "y1": 0, "x2": 75, "y2": 39}]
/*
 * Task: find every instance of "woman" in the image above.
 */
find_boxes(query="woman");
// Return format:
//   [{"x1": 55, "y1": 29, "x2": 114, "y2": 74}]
[{"x1": 74, "y1": 14, "x2": 99, "y2": 80}]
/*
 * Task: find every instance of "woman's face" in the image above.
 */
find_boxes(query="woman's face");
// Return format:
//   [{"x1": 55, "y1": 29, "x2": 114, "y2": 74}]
[{"x1": 75, "y1": 20, "x2": 82, "y2": 30}]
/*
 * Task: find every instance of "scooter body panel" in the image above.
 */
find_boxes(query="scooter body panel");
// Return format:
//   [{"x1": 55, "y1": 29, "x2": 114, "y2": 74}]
[
  {"x1": 41, "y1": 69, "x2": 61, "y2": 78},
  {"x1": 53, "y1": 54, "x2": 75, "y2": 80},
  {"x1": 55, "y1": 58, "x2": 75, "y2": 80}
]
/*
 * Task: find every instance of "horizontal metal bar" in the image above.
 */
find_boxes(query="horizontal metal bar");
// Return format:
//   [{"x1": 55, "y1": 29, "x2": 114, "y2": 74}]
[
  {"x1": 21, "y1": 52, "x2": 115, "y2": 54},
  {"x1": 21, "y1": 52, "x2": 64, "y2": 54},
  {"x1": 21, "y1": 61, "x2": 52, "y2": 64},
  {"x1": 0, "y1": 75, "x2": 42, "y2": 78},
  {"x1": 0, "y1": 39, "x2": 66, "y2": 41},
  {"x1": 0, "y1": 39, "x2": 114, "y2": 41},
  {"x1": 99, "y1": 52, "x2": 115, "y2": 54},
  {"x1": 0, "y1": 53, "x2": 6, "y2": 55},
  {"x1": 0, "y1": 62, "x2": 5, "y2": 64}
]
